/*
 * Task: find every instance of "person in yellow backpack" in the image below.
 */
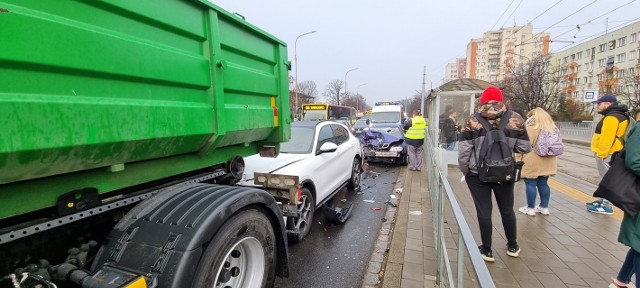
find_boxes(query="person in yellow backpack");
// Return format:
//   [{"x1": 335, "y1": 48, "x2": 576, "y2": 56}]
[{"x1": 403, "y1": 110, "x2": 426, "y2": 171}]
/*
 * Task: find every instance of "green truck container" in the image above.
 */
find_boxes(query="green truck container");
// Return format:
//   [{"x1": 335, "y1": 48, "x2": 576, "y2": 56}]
[{"x1": 0, "y1": 1, "x2": 293, "y2": 287}]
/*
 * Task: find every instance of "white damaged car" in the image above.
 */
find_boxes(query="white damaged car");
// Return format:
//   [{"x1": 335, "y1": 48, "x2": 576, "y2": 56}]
[{"x1": 239, "y1": 121, "x2": 363, "y2": 242}]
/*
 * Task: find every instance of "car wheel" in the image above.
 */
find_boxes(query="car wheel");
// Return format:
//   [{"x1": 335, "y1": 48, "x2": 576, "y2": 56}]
[
  {"x1": 192, "y1": 208, "x2": 276, "y2": 288},
  {"x1": 402, "y1": 153, "x2": 409, "y2": 166},
  {"x1": 287, "y1": 188, "x2": 315, "y2": 242},
  {"x1": 347, "y1": 158, "x2": 361, "y2": 189}
]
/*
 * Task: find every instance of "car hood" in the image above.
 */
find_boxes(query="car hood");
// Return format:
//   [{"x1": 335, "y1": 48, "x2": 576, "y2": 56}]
[
  {"x1": 359, "y1": 129, "x2": 404, "y2": 148},
  {"x1": 239, "y1": 153, "x2": 309, "y2": 184}
]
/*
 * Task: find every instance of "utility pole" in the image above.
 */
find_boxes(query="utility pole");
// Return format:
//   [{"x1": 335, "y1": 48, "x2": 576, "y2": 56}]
[{"x1": 421, "y1": 66, "x2": 426, "y2": 115}]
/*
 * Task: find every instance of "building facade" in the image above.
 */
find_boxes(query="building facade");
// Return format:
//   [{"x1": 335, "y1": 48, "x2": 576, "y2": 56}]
[
  {"x1": 465, "y1": 24, "x2": 550, "y2": 83},
  {"x1": 444, "y1": 58, "x2": 467, "y2": 83},
  {"x1": 551, "y1": 21, "x2": 640, "y2": 104}
]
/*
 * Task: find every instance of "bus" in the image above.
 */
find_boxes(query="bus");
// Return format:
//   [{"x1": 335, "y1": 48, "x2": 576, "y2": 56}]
[{"x1": 302, "y1": 103, "x2": 357, "y2": 124}]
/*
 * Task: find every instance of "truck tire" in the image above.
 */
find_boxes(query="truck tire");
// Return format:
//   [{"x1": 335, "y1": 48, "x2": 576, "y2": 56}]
[
  {"x1": 347, "y1": 158, "x2": 362, "y2": 189},
  {"x1": 192, "y1": 208, "x2": 277, "y2": 288},
  {"x1": 287, "y1": 187, "x2": 314, "y2": 242}
]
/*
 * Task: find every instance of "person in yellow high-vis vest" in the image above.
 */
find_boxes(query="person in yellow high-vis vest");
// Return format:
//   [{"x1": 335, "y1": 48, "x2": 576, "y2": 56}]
[{"x1": 403, "y1": 110, "x2": 426, "y2": 171}]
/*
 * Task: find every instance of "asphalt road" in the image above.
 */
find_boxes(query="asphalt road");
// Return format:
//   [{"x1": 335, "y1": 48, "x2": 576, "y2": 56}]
[{"x1": 274, "y1": 162, "x2": 401, "y2": 288}]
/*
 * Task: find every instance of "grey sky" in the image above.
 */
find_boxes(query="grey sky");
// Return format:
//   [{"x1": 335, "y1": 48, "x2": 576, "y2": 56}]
[{"x1": 210, "y1": 0, "x2": 639, "y2": 105}]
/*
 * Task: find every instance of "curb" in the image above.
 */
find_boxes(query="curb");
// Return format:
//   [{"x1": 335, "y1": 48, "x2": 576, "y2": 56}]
[{"x1": 361, "y1": 167, "x2": 406, "y2": 288}]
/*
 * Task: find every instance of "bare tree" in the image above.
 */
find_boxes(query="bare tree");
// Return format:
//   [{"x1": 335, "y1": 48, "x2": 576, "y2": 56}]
[
  {"x1": 297, "y1": 80, "x2": 318, "y2": 103},
  {"x1": 323, "y1": 79, "x2": 344, "y2": 105},
  {"x1": 617, "y1": 71, "x2": 640, "y2": 111},
  {"x1": 499, "y1": 55, "x2": 563, "y2": 112}
]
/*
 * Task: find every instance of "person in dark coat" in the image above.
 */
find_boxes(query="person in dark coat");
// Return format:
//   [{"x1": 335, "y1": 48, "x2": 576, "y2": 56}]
[{"x1": 457, "y1": 86, "x2": 531, "y2": 262}]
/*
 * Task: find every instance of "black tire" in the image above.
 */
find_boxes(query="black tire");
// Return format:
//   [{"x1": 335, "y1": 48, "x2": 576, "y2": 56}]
[
  {"x1": 402, "y1": 153, "x2": 409, "y2": 166},
  {"x1": 192, "y1": 209, "x2": 277, "y2": 288},
  {"x1": 396, "y1": 153, "x2": 409, "y2": 166},
  {"x1": 347, "y1": 158, "x2": 362, "y2": 189},
  {"x1": 287, "y1": 188, "x2": 315, "y2": 242}
]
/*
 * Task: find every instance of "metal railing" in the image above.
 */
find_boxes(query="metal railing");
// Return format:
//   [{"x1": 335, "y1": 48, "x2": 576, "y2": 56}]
[
  {"x1": 556, "y1": 121, "x2": 594, "y2": 141},
  {"x1": 425, "y1": 135, "x2": 496, "y2": 288}
]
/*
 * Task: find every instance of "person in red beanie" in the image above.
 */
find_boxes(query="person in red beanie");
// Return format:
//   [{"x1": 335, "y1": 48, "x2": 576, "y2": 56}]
[{"x1": 457, "y1": 86, "x2": 531, "y2": 262}]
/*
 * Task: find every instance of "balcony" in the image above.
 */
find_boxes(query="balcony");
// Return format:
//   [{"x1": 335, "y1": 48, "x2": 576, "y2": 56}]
[
  {"x1": 564, "y1": 72, "x2": 578, "y2": 81},
  {"x1": 562, "y1": 85, "x2": 576, "y2": 93}
]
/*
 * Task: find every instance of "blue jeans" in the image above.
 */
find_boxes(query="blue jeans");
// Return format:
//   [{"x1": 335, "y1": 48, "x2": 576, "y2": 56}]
[
  {"x1": 523, "y1": 176, "x2": 550, "y2": 209},
  {"x1": 617, "y1": 248, "x2": 640, "y2": 286},
  {"x1": 446, "y1": 141, "x2": 456, "y2": 150}
]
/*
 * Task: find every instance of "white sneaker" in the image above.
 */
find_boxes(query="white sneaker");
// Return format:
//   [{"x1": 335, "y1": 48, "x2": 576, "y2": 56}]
[
  {"x1": 535, "y1": 206, "x2": 550, "y2": 215},
  {"x1": 518, "y1": 206, "x2": 536, "y2": 216}
]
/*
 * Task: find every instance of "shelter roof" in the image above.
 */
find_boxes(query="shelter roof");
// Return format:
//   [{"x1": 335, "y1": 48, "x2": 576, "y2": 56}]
[{"x1": 436, "y1": 78, "x2": 494, "y2": 92}]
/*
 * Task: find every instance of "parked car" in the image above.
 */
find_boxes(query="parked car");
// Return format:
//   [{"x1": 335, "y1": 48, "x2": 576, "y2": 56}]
[
  {"x1": 360, "y1": 124, "x2": 408, "y2": 166},
  {"x1": 239, "y1": 121, "x2": 363, "y2": 242},
  {"x1": 351, "y1": 118, "x2": 371, "y2": 136}
]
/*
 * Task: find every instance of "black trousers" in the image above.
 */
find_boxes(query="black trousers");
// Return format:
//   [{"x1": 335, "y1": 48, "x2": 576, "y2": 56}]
[{"x1": 465, "y1": 174, "x2": 518, "y2": 249}]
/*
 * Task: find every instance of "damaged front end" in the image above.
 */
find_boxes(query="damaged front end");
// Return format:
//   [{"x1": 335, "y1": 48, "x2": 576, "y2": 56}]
[{"x1": 359, "y1": 129, "x2": 407, "y2": 165}]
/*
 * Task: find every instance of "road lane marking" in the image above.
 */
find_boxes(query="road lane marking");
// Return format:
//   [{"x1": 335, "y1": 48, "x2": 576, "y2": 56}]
[{"x1": 547, "y1": 178, "x2": 623, "y2": 221}]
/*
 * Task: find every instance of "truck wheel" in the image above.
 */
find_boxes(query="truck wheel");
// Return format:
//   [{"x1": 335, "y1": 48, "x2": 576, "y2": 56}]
[
  {"x1": 347, "y1": 158, "x2": 361, "y2": 189},
  {"x1": 287, "y1": 188, "x2": 314, "y2": 242},
  {"x1": 192, "y1": 209, "x2": 276, "y2": 288}
]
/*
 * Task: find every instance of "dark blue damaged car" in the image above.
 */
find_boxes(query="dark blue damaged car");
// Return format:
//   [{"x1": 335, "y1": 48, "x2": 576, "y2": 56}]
[{"x1": 359, "y1": 124, "x2": 408, "y2": 166}]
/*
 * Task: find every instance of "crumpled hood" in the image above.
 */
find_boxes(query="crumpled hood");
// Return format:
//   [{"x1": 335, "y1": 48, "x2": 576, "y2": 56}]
[
  {"x1": 359, "y1": 130, "x2": 404, "y2": 148},
  {"x1": 239, "y1": 153, "x2": 308, "y2": 185}
]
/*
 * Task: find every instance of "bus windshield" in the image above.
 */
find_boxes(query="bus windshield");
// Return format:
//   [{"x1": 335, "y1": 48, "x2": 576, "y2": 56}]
[{"x1": 302, "y1": 110, "x2": 327, "y2": 121}]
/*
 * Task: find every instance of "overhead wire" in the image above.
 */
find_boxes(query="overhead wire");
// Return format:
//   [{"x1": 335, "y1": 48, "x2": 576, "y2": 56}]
[
  {"x1": 517, "y1": 0, "x2": 600, "y2": 48},
  {"x1": 500, "y1": 0, "x2": 525, "y2": 28},
  {"x1": 491, "y1": 0, "x2": 517, "y2": 31},
  {"x1": 550, "y1": 0, "x2": 636, "y2": 42},
  {"x1": 554, "y1": 15, "x2": 640, "y2": 51}
]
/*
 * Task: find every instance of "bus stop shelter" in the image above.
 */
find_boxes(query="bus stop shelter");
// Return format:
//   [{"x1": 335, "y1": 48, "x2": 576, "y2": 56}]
[{"x1": 427, "y1": 78, "x2": 493, "y2": 173}]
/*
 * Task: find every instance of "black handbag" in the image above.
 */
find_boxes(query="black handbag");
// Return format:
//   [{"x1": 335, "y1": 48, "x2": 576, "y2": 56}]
[{"x1": 593, "y1": 152, "x2": 640, "y2": 217}]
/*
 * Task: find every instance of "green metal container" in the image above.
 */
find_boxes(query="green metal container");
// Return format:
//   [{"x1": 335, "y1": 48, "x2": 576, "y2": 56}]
[{"x1": 0, "y1": 0, "x2": 290, "y2": 220}]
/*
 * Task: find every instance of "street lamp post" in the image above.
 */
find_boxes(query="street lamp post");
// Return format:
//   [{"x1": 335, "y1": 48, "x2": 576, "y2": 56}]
[
  {"x1": 356, "y1": 83, "x2": 367, "y2": 112},
  {"x1": 342, "y1": 67, "x2": 358, "y2": 106},
  {"x1": 294, "y1": 30, "x2": 316, "y2": 120}
]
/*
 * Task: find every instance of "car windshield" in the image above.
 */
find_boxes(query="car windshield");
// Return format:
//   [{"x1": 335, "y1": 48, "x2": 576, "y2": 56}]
[
  {"x1": 369, "y1": 112, "x2": 401, "y2": 123},
  {"x1": 370, "y1": 126, "x2": 404, "y2": 138},
  {"x1": 354, "y1": 119, "x2": 368, "y2": 126},
  {"x1": 280, "y1": 126, "x2": 315, "y2": 154}
]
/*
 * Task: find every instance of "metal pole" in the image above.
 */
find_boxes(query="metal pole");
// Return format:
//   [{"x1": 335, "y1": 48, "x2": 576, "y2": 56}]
[
  {"x1": 356, "y1": 83, "x2": 367, "y2": 112},
  {"x1": 421, "y1": 66, "x2": 426, "y2": 115},
  {"x1": 343, "y1": 67, "x2": 358, "y2": 106},
  {"x1": 294, "y1": 30, "x2": 316, "y2": 119}
]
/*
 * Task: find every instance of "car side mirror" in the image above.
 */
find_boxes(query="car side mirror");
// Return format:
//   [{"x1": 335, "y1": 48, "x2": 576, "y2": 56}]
[{"x1": 317, "y1": 142, "x2": 338, "y2": 154}]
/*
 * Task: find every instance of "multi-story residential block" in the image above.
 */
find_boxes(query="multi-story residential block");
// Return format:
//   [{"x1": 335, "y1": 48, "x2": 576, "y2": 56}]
[
  {"x1": 552, "y1": 21, "x2": 640, "y2": 103},
  {"x1": 444, "y1": 58, "x2": 467, "y2": 83},
  {"x1": 465, "y1": 24, "x2": 550, "y2": 83},
  {"x1": 445, "y1": 62, "x2": 458, "y2": 83}
]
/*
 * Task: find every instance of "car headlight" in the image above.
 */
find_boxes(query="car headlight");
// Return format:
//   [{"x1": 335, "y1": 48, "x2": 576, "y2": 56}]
[{"x1": 390, "y1": 146, "x2": 403, "y2": 152}]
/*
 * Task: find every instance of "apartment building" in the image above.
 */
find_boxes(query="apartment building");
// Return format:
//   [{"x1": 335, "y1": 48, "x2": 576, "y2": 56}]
[
  {"x1": 444, "y1": 58, "x2": 467, "y2": 83},
  {"x1": 465, "y1": 24, "x2": 550, "y2": 83},
  {"x1": 552, "y1": 21, "x2": 640, "y2": 103}
]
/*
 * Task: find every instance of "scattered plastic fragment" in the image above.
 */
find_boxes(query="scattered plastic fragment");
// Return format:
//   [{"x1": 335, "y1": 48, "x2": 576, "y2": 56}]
[
  {"x1": 409, "y1": 211, "x2": 422, "y2": 215},
  {"x1": 371, "y1": 207, "x2": 381, "y2": 211},
  {"x1": 363, "y1": 199, "x2": 375, "y2": 203}
]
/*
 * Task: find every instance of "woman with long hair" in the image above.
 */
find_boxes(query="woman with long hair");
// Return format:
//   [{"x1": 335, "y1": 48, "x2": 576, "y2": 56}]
[{"x1": 518, "y1": 107, "x2": 559, "y2": 216}]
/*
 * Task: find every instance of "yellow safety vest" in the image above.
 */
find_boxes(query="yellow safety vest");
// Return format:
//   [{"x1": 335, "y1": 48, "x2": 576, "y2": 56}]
[{"x1": 406, "y1": 116, "x2": 426, "y2": 139}]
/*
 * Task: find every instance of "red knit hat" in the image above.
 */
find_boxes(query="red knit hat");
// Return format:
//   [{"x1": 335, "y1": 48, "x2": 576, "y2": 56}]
[{"x1": 480, "y1": 86, "x2": 503, "y2": 104}]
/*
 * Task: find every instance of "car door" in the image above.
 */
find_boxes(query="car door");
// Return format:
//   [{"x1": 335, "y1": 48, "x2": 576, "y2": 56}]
[
  {"x1": 313, "y1": 124, "x2": 342, "y2": 203},
  {"x1": 326, "y1": 124, "x2": 356, "y2": 193}
]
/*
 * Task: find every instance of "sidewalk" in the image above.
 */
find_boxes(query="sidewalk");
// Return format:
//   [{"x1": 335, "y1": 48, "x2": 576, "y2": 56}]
[{"x1": 364, "y1": 160, "x2": 626, "y2": 288}]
